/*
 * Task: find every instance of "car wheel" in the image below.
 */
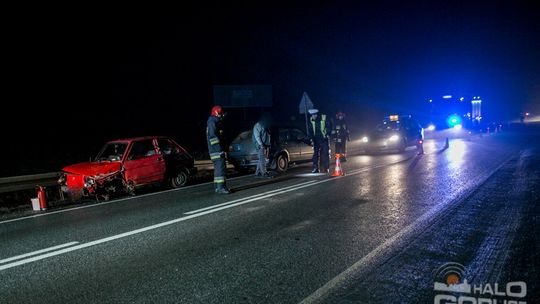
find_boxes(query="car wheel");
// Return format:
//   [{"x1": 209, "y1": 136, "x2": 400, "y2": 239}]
[
  {"x1": 275, "y1": 154, "x2": 288, "y2": 173},
  {"x1": 171, "y1": 170, "x2": 189, "y2": 188}
]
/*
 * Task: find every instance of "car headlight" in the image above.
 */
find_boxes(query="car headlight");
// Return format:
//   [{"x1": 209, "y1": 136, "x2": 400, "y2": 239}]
[
  {"x1": 426, "y1": 124, "x2": 436, "y2": 131},
  {"x1": 84, "y1": 176, "x2": 95, "y2": 188},
  {"x1": 57, "y1": 174, "x2": 66, "y2": 185},
  {"x1": 389, "y1": 135, "x2": 400, "y2": 141},
  {"x1": 361, "y1": 136, "x2": 369, "y2": 143}
]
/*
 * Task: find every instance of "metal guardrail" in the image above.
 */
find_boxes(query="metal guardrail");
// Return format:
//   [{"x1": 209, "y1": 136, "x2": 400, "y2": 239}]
[
  {"x1": 0, "y1": 160, "x2": 233, "y2": 195},
  {"x1": 0, "y1": 172, "x2": 61, "y2": 194}
]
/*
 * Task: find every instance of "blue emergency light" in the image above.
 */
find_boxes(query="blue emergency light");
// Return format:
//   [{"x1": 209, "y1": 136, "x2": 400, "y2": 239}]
[{"x1": 447, "y1": 114, "x2": 461, "y2": 127}]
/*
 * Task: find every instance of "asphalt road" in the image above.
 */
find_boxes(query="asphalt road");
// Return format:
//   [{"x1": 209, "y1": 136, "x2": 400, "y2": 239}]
[{"x1": 1, "y1": 127, "x2": 538, "y2": 303}]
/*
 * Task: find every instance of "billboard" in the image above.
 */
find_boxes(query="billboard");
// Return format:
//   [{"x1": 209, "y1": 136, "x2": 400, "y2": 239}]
[{"x1": 213, "y1": 85, "x2": 273, "y2": 108}]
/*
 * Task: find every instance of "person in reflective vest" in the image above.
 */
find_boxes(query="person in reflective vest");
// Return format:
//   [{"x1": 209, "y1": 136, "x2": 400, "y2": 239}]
[
  {"x1": 331, "y1": 111, "x2": 351, "y2": 161},
  {"x1": 307, "y1": 109, "x2": 331, "y2": 173},
  {"x1": 207, "y1": 105, "x2": 231, "y2": 194}
]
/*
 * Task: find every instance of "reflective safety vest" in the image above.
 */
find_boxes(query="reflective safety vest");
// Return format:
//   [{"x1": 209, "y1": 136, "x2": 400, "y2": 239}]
[{"x1": 310, "y1": 114, "x2": 328, "y2": 138}]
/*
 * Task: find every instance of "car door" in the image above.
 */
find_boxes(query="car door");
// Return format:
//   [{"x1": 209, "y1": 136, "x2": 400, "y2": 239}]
[
  {"x1": 123, "y1": 139, "x2": 166, "y2": 185},
  {"x1": 156, "y1": 138, "x2": 193, "y2": 170},
  {"x1": 282, "y1": 128, "x2": 303, "y2": 162},
  {"x1": 288, "y1": 128, "x2": 310, "y2": 159}
]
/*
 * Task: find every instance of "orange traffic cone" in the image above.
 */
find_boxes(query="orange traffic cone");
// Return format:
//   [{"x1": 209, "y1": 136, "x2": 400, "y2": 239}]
[{"x1": 331, "y1": 153, "x2": 345, "y2": 177}]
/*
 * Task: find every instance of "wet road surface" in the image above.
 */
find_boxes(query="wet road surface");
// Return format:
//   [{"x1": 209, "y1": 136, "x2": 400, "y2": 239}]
[{"x1": 1, "y1": 129, "x2": 538, "y2": 303}]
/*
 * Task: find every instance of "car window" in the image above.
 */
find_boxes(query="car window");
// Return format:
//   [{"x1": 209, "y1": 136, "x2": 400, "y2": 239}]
[
  {"x1": 128, "y1": 140, "x2": 156, "y2": 160},
  {"x1": 377, "y1": 121, "x2": 401, "y2": 131},
  {"x1": 233, "y1": 130, "x2": 252, "y2": 143},
  {"x1": 289, "y1": 129, "x2": 305, "y2": 141},
  {"x1": 279, "y1": 129, "x2": 289, "y2": 142},
  {"x1": 96, "y1": 142, "x2": 128, "y2": 161},
  {"x1": 157, "y1": 139, "x2": 176, "y2": 155},
  {"x1": 157, "y1": 139, "x2": 190, "y2": 160}
]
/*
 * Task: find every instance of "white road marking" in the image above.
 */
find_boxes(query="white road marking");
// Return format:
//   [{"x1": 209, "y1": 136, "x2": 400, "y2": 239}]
[
  {"x1": 0, "y1": 157, "x2": 411, "y2": 271},
  {"x1": 183, "y1": 181, "x2": 318, "y2": 215},
  {"x1": 0, "y1": 174, "x2": 348, "y2": 271},
  {"x1": 0, "y1": 242, "x2": 79, "y2": 264},
  {"x1": 298, "y1": 156, "x2": 512, "y2": 304},
  {"x1": 0, "y1": 174, "x2": 254, "y2": 225},
  {"x1": 0, "y1": 154, "x2": 413, "y2": 225}
]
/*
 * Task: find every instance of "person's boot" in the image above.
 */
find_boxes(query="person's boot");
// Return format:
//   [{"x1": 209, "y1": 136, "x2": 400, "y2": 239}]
[
  {"x1": 215, "y1": 187, "x2": 231, "y2": 194},
  {"x1": 311, "y1": 168, "x2": 319, "y2": 173},
  {"x1": 262, "y1": 172, "x2": 274, "y2": 178}
]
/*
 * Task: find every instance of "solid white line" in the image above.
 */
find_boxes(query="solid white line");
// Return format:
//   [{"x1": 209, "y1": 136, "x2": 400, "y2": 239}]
[
  {"x1": 298, "y1": 155, "x2": 513, "y2": 304},
  {"x1": 0, "y1": 175, "x2": 310, "y2": 225},
  {"x1": 0, "y1": 157, "x2": 405, "y2": 226},
  {"x1": 0, "y1": 178, "x2": 335, "y2": 271},
  {"x1": 0, "y1": 156, "x2": 412, "y2": 271},
  {"x1": 181, "y1": 160, "x2": 400, "y2": 216},
  {"x1": 0, "y1": 174, "x2": 254, "y2": 226},
  {"x1": 0, "y1": 242, "x2": 79, "y2": 264},
  {"x1": 183, "y1": 180, "x2": 318, "y2": 215}
]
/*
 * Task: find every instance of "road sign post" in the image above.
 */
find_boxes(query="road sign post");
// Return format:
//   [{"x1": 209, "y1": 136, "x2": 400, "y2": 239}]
[{"x1": 299, "y1": 92, "x2": 314, "y2": 133}]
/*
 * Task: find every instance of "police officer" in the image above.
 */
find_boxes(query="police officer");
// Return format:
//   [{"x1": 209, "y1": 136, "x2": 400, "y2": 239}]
[
  {"x1": 207, "y1": 105, "x2": 231, "y2": 194},
  {"x1": 331, "y1": 111, "x2": 350, "y2": 162},
  {"x1": 307, "y1": 109, "x2": 331, "y2": 173}
]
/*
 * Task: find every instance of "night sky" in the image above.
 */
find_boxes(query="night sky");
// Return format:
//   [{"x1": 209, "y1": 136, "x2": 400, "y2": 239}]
[{"x1": 3, "y1": 1, "x2": 539, "y2": 176}]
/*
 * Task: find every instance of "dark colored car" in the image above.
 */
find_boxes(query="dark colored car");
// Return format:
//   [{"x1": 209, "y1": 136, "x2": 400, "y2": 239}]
[
  {"x1": 228, "y1": 126, "x2": 312, "y2": 173},
  {"x1": 360, "y1": 115, "x2": 424, "y2": 153},
  {"x1": 58, "y1": 136, "x2": 197, "y2": 200}
]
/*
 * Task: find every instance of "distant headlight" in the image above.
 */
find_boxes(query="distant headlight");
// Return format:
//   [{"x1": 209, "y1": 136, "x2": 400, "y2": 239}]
[
  {"x1": 389, "y1": 135, "x2": 400, "y2": 141},
  {"x1": 361, "y1": 136, "x2": 369, "y2": 143},
  {"x1": 426, "y1": 124, "x2": 436, "y2": 131}
]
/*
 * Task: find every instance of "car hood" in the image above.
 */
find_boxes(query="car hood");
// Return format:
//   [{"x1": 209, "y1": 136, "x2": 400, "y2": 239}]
[
  {"x1": 368, "y1": 130, "x2": 399, "y2": 139},
  {"x1": 62, "y1": 161, "x2": 122, "y2": 176}
]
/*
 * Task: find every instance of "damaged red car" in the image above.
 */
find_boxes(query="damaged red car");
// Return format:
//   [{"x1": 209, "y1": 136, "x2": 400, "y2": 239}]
[{"x1": 58, "y1": 136, "x2": 197, "y2": 200}]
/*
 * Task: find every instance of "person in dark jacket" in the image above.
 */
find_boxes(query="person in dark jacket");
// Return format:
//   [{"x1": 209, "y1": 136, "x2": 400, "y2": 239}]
[
  {"x1": 331, "y1": 111, "x2": 351, "y2": 161},
  {"x1": 207, "y1": 105, "x2": 231, "y2": 194},
  {"x1": 307, "y1": 109, "x2": 331, "y2": 173},
  {"x1": 252, "y1": 113, "x2": 273, "y2": 178}
]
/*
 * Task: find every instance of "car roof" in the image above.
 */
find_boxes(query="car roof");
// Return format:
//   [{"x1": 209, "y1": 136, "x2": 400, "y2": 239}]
[{"x1": 106, "y1": 136, "x2": 170, "y2": 143}]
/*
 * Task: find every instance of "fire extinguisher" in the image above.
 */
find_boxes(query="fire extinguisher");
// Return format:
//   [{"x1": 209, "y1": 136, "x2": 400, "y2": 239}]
[{"x1": 37, "y1": 185, "x2": 48, "y2": 211}]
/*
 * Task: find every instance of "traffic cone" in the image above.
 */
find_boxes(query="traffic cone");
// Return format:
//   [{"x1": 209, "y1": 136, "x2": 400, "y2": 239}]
[{"x1": 331, "y1": 153, "x2": 345, "y2": 177}]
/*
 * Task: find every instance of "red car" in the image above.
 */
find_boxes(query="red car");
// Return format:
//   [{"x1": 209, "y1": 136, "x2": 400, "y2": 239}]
[{"x1": 58, "y1": 136, "x2": 196, "y2": 200}]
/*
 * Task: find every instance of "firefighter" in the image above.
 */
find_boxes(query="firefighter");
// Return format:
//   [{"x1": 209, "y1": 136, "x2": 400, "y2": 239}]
[
  {"x1": 331, "y1": 111, "x2": 350, "y2": 162},
  {"x1": 307, "y1": 109, "x2": 331, "y2": 173},
  {"x1": 207, "y1": 105, "x2": 231, "y2": 194}
]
